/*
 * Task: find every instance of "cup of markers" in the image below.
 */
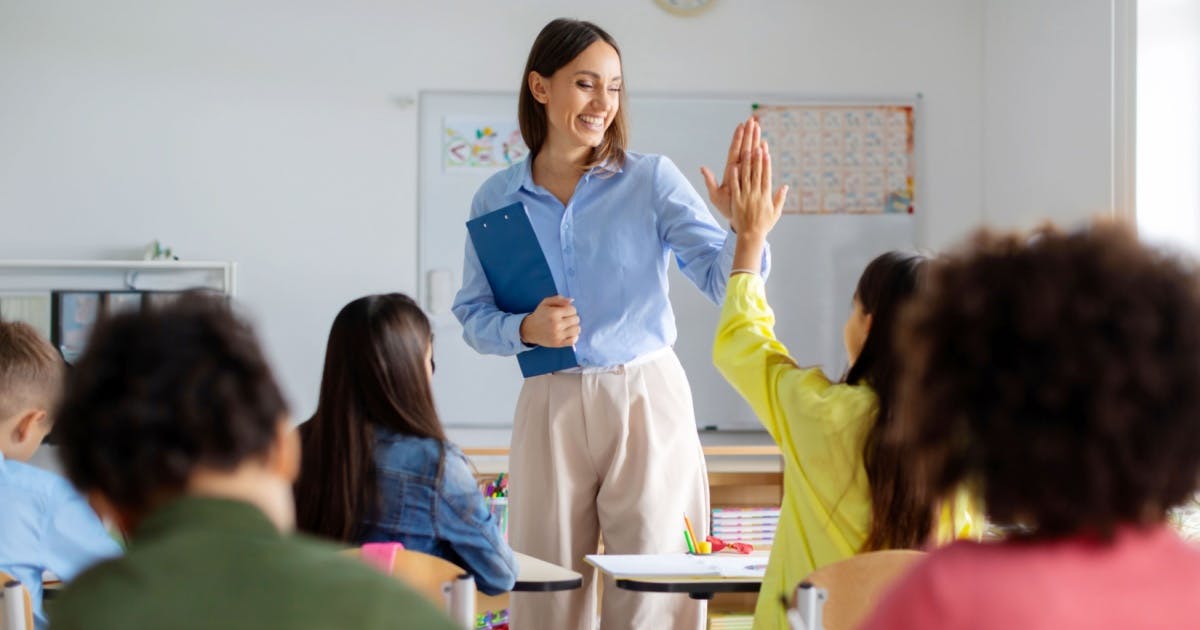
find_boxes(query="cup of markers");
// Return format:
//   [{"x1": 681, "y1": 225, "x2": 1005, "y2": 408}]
[{"x1": 484, "y1": 473, "x2": 509, "y2": 542}]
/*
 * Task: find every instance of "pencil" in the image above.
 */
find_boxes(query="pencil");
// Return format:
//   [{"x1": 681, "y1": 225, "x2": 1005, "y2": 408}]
[{"x1": 683, "y1": 514, "x2": 699, "y2": 550}]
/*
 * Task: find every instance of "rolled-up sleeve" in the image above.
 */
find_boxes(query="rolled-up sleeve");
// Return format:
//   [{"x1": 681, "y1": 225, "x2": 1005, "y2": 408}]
[{"x1": 654, "y1": 156, "x2": 770, "y2": 305}]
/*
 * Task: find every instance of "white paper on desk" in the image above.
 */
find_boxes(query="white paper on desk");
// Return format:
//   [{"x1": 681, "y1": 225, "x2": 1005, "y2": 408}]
[{"x1": 585, "y1": 554, "x2": 767, "y2": 579}]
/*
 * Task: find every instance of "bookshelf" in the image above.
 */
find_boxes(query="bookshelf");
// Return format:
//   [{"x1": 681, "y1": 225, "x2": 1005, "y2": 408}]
[{"x1": 0, "y1": 259, "x2": 238, "y2": 357}]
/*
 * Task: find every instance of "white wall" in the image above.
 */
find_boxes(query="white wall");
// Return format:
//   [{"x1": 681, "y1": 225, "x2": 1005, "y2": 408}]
[
  {"x1": 982, "y1": 0, "x2": 1118, "y2": 229},
  {"x1": 0, "y1": 0, "x2": 1115, "y2": 420}
]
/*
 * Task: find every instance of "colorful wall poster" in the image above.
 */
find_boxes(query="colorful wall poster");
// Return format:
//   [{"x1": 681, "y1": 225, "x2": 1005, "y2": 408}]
[
  {"x1": 754, "y1": 104, "x2": 915, "y2": 215},
  {"x1": 443, "y1": 117, "x2": 529, "y2": 172}
]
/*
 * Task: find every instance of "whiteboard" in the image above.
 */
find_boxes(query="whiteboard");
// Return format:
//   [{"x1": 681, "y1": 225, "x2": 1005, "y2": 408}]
[{"x1": 418, "y1": 91, "x2": 917, "y2": 429}]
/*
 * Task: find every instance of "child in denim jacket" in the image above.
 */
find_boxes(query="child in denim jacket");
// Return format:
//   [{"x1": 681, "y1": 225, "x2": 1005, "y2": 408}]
[{"x1": 294, "y1": 293, "x2": 516, "y2": 595}]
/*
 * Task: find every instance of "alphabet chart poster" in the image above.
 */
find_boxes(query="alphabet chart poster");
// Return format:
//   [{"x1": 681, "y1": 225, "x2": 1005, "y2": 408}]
[{"x1": 754, "y1": 104, "x2": 915, "y2": 215}]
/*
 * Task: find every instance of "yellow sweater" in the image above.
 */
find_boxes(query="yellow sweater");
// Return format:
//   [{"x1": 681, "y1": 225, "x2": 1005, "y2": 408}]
[{"x1": 712, "y1": 273, "x2": 979, "y2": 630}]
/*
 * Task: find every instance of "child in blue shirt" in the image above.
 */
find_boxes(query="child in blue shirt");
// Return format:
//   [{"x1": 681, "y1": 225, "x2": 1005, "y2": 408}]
[
  {"x1": 293, "y1": 293, "x2": 516, "y2": 595},
  {"x1": 0, "y1": 321, "x2": 120, "y2": 629}
]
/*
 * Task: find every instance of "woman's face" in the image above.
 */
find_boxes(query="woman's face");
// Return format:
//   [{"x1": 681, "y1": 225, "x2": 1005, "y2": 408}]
[
  {"x1": 530, "y1": 40, "x2": 622, "y2": 154},
  {"x1": 843, "y1": 297, "x2": 872, "y2": 366}
]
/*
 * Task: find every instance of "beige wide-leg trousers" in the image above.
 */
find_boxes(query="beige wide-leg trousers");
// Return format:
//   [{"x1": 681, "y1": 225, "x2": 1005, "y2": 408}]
[{"x1": 509, "y1": 350, "x2": 709, "y2": 630}]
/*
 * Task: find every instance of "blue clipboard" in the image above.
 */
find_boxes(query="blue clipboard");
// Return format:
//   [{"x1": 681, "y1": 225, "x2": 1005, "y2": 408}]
[{"x1": 466, "y1": 202, "x2": 579, "y2": 378}]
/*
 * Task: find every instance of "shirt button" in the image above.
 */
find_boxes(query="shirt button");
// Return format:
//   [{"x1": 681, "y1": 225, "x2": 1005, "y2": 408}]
[{"x1": 568, "y1": 268, "x2": 576, "y2": 276}]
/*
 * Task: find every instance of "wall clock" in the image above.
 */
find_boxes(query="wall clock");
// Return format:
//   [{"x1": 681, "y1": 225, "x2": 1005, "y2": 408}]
[{"x1": 655, "y1": 0, "x2": 716, "y2": 17}]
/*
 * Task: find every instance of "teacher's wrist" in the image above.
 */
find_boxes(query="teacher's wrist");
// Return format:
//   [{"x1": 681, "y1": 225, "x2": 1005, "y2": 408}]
[{"x1": 518, "y1": 314, "x2": 536, "y2": 347}]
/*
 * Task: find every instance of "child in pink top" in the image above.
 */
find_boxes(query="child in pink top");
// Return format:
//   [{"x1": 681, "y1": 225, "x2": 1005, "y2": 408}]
[{"x1": 861, "y1": 224, "x2": 1200, "y2": 630}]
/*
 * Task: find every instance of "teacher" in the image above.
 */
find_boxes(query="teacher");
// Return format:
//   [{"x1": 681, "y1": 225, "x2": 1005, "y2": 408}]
[{"x1": 452, "y1": 18, "x2": 768, "y2": 630}]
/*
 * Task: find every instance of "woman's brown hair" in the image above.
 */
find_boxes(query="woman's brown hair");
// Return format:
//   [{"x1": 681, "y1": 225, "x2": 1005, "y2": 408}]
[
  {"x1": 518, "y1": 18, "x2": 628, "y2": 171},
  {"x1": 844, "y1": 251, "x2": 936, "y2": 552},
  {"x1": 294, "y1": 293, "x2": 447, "y2": 542}
]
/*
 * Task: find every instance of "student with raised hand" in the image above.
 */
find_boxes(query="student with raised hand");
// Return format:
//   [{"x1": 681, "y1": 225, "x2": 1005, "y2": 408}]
[
  {"x1": 48, "y1": 294, "x2": 456, "y2": 630},
  {"x1": 452, "y1": 17, "x2": 768, "y2": 630},
  {"x1": 860, "y1": 224, "x2": 1200, "y2": 630},
  {"x1": 712, "y1": 146, "x2": 980, "y2": 629},
  {"x1": 293, "y1": 293, "x2": 516, "y2": 595},
  {"x1": 0, "y1": 321, "x2": 120, "y2": 630}
]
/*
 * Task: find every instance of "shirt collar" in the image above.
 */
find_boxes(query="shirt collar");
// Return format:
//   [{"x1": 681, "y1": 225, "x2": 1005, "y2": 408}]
[
  {"x1": 133, "y1": 496, "x2": 281, "y2": 544},
  {"x1": 505, "y1": 154, "x2": 624, "y2": 196}
]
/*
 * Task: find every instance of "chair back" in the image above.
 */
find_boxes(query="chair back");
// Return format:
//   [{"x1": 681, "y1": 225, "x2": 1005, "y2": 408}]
[
  {"x1": 0, "y1": 571, "x2": 33, "y2": 630},
  {"x1": 803, "y1": 549, "x2": 925, "y2": 630},
  {"x1": 347, "y1": 547, "x2": 477, "y2": 626}
]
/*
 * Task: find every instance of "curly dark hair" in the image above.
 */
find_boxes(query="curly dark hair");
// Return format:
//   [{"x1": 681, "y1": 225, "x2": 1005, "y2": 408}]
[
  {"x1": 55, "y1": 292, "x2": 288, "y2": 513},
  {"x1": 894, "y1": 223, "x2": 1200, "y2": 539}
]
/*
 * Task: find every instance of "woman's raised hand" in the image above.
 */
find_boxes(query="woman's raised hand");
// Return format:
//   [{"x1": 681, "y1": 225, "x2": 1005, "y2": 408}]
[
  {"x1": 701, "y1": 116, "x2": 762, "y2": 231},
  {"x1": 731, "y1": 143, "x2": 788, "y2": 240}
]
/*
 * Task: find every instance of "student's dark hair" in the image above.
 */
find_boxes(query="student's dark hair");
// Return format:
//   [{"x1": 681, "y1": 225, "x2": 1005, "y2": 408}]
[
  {"x1": 55, "y1": 292, "x2": 287, "y2": 513},
  {"x1": 294, "y1": 293, "x2": 446, "y2": 543},
  {"x1": 0, "y1": 320, "x2": 64, "y2": 419},
  {"x1": 518, "y1": 18, "x2": 627, "y2": 171},
  {"x1": 844, "y1": 251, "x2": 934, "y2": 552},
  {"x1": 894, "y1": 223, "x2": 1200, "y2": 540}
]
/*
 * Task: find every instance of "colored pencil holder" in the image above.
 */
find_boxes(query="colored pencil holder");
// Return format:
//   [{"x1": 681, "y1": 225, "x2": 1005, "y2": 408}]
[{"x1": 487, "y1": 497, "x2": 509, "y2": 542}]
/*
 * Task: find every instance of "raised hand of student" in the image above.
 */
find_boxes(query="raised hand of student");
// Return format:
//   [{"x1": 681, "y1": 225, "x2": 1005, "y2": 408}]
[
  {"x1": 730, "y1": 144, "x2": 787, "y2": 273},
  {"x1": 519, "y1": 296, "x2": 580, "y2": 348},
  {"x1": 701, "y1": 116, "x2": 761, "y2": 232}
]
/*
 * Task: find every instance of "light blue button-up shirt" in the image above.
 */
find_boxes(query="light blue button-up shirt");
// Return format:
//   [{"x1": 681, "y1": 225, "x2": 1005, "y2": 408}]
[
  {"x1": 0, "y1": 451, "x2": 121, "y2": 629},
  {"x1": 453, "y1": 151, "x2": 769, "y2": 368}
]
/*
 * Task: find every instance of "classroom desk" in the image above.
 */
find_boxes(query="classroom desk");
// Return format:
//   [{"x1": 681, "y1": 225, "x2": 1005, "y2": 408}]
[
  {"x1": 43, "y1": 552, "x2": 581, "y2": 601},
  {"x1": 512, "y1": 551, "x2": 583, "y2": 592},
  {"x1": 587, "y1": 551, "x2": 768, "y2": 600}
]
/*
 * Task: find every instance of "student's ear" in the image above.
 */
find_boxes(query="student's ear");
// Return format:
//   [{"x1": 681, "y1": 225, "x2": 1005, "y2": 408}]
[
  {"x1": 268, "y1": 420, "x2": 301, "y2": 484},
  {"x1": 12, "y1": 408, "x2": 48, "y2": 446},
  {"x1": 528, "y1": 71, "x2": 551, "y2": 105}
]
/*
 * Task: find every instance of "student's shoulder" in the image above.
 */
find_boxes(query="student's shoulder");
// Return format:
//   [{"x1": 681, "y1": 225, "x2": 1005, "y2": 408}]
[
  {"x1": 50, "y1": 557, "x2": 143, "y2": 627},
  {"x1": 373, "y1": 430, "x2": 445, "y2": 473},
  {"x1": 0, "y1": 458, "x2": 81, "y2": 507}
]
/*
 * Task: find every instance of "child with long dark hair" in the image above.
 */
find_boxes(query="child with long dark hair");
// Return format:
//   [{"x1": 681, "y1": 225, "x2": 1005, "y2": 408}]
[
  {"x1": 294, "y1": 293, "x2": 516, "y2": 595},
  {"x1": 712, "y1": 147, "x2": 980, "y2": 629}
]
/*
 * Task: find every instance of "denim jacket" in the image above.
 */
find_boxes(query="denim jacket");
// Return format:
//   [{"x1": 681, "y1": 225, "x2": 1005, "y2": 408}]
[{"x1": 359, "y1": 430, "x2": 517, "y2": 595}]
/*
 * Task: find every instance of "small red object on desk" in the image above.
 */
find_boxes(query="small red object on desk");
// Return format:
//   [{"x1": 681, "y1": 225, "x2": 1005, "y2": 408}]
[{"x1": 706, "y1": 535, "x2": 753, "y2": 554}]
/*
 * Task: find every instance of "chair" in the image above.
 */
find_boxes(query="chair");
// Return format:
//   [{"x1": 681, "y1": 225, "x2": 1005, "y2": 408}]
[
  {"x1": 346, "y1": 547, "x2": 493, "y2": 622},
  {"x1": 0, "y1": 570, "x2": 34, "y2": 630},
  {"x1": 800, "y1": 549, "x2": 926, "y2": 630}
]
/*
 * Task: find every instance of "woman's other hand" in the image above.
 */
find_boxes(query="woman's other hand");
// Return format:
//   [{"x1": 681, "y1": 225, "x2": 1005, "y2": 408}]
[{"x1": 519, "y1": 296, "x2": 580, "y2": 347}]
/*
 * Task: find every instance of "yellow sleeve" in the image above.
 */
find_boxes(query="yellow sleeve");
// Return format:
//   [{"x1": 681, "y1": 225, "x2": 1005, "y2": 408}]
[{"x1": 713, "y1": 273, "x2": 876, "y2": 463}]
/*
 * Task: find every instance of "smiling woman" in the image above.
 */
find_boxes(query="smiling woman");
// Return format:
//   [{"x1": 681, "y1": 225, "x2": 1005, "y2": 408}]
[{"x1": 450, "y1": 17, "x2": 769, "y2": 630}]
